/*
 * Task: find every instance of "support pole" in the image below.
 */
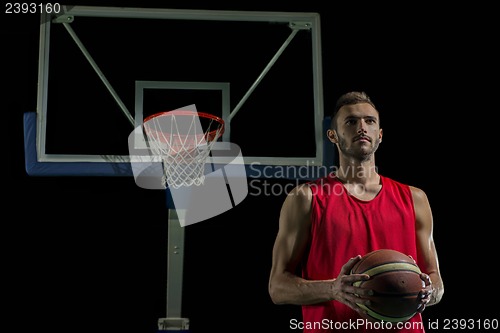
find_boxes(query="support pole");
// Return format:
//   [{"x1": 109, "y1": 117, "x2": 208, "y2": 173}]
[{"x1": 158, "y1": 209, "x2": 190, "y2": 332}]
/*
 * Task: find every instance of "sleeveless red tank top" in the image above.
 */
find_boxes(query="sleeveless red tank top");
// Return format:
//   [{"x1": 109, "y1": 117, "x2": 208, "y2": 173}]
[{"x1": 302, "y1": 173, "x2": 425, "y2": 332}]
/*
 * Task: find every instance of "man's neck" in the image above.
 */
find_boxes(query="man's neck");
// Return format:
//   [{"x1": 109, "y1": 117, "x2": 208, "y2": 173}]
[{"x1": 335, "y1": 162, "x2": 379, "y2": 186}]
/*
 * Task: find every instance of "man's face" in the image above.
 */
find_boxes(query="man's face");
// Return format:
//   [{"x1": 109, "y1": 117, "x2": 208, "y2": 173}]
[{"x1": 332, "y1": 103, "x2": 382, "y2": 160}]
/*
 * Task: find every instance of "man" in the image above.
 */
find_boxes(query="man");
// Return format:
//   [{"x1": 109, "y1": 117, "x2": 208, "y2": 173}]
[{"x1": 268, "y1": 91, "x2": 444, "y2": 332}]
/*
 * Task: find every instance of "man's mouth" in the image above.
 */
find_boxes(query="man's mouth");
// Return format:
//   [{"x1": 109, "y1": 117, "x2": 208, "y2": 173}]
[{"x1": 355, "y1": 136, "x2": 370, "y2": 142}]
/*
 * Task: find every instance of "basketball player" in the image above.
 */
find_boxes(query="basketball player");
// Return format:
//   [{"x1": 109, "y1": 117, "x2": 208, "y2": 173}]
[{"x1": 268, "y1": 91, "x2": 444, "y2": 332}]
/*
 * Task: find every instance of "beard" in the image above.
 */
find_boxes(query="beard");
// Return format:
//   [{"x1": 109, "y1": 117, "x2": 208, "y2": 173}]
[{"x1": 337, "y1": 136, "x2": 381, "y2": 161}]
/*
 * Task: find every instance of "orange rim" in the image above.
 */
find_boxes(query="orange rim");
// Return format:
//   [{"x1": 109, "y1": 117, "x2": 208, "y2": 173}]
[{"x1": 143, "y1": 110, "x2": 225, "y2": 142}]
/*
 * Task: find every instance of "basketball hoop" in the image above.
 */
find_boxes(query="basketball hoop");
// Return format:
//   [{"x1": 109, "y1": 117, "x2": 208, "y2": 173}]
[{"x1": 142, "y1": 110, "x2": 225, "y2": 189}]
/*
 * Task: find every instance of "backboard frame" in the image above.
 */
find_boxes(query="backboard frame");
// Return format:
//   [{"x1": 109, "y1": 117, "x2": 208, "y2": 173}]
[{"x1": 32, "y1": 6, "x2": 324, "y2": 171}]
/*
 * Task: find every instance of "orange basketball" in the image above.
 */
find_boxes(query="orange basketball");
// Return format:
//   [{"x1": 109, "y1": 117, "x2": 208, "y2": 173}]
[{"x1": 350, "y1": 249, "x2": 424, "y2": 323}]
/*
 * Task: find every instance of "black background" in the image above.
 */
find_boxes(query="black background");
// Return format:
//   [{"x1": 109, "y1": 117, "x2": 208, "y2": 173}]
[{"x1": 4, "y1": 1, "x2": 498, "y2": 332}]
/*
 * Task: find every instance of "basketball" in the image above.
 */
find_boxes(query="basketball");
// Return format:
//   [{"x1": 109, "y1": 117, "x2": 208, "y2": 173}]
[{"x1": 350, "y1": 249, "x2": 424, "y2": 323}]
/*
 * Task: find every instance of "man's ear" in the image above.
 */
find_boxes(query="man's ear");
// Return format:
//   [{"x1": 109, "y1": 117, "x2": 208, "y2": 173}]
[
  {"x1": 327, "y1": 129, "x2": 338, "y2": 143},
  {"x1": 379, "y1": 128, "x2": 383, "y2": 143}
]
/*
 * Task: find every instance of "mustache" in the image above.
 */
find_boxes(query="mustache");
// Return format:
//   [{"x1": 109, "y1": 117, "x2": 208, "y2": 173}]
[{"x1": 354, "y1": 134, "x2": 371, "y2": 142}]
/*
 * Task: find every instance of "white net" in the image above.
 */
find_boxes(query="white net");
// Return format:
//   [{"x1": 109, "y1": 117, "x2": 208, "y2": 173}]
[{"x1": 142, "y1": 111, "x2": 225, "y2": 189}]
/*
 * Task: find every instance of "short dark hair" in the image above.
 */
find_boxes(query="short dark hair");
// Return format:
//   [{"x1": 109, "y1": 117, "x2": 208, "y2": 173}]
[{"x1": 330, "y1": 91, "x2": 378, "y2": 129}]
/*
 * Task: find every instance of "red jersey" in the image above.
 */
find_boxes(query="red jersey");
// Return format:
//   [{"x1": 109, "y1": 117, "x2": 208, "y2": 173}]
[{"x1": 302, "y1": 173, "x2": 425, "y2": 332}]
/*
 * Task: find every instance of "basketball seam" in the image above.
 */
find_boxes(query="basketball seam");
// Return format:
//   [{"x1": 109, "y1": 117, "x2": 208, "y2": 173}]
[
  {"x1": 357, "y1": 262, "x2": 421, "y2": 276},
  {"x1": 353, "y1": 264, "x2": 421, "y2": 289},
  {"x1": 369, "y1": 292, "x2": 420, "y2": 297}
]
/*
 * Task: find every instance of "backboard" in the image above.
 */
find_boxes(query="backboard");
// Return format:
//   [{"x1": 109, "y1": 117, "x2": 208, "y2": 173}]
[{"x1": 24, "y1": 5, "x2": 333, "y2": 180}]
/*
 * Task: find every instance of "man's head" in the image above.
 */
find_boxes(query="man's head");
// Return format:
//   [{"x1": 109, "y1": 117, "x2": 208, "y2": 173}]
[
  {"x1": 327, "y1": 91, "x2": 383, "y2": 161},
  {"x1": 330, "y1": 91, "x2": 378, "y2": 131}
]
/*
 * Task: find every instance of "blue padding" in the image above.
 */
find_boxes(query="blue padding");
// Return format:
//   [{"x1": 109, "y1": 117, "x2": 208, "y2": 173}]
[
  {"x1": 23, "y1": 112, "x2": 133, "y2": 176},
  {"x1": 24, "y1": 112, "x2": 336, "y2": 178}
]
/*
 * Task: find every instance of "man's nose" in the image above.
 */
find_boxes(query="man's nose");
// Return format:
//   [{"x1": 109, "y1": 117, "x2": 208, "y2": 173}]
[{"x1": 357, "y1": 121, "x2": 368, "y2": 133}]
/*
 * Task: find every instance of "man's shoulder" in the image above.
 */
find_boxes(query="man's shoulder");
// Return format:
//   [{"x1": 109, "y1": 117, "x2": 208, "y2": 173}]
[
  {"x1": 381, "y1": 175, "x2": 427, "y2": 197},
  {"x1": 380, "y1": 174, "x2": 409, "y2": 187},
  {"x1": 283, "y1": 182, "x2": 313, "y2": 209},
  {"x1": 287, "y1": 182, "x2": 312, "y2": 197}
]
